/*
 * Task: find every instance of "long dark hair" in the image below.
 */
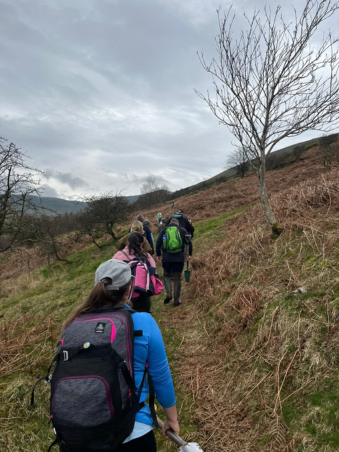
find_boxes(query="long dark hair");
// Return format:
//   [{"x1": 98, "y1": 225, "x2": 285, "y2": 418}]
[
  {"x1": 64, "y1": 280, "x2": 131, "y2": 328},
  {"x1": 128, "y1": 232, "x2": 148, "y2": 258}
]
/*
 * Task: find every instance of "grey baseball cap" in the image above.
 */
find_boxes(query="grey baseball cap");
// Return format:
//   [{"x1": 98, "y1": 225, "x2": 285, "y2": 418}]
[{"x1": 95, "y1": 259, "x2": 131, "y2": 290}]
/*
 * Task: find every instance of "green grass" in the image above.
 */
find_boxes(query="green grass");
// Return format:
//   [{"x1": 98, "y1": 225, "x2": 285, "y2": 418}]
[
  {"x1": 3, "y1": 204, "x2": 339, "y2": 451},
  {"x1": 0, "y1": 210, "x2": 241, "y2": 451}
]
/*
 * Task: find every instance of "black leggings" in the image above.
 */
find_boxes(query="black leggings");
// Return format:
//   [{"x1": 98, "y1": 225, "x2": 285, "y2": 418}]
[
  {"x1": 115, "y1": 431, "x2": 157, "y2": 452},
  {"x1": 132, "y1": 295, "x2": 151, "y2": 313},
  {"x1": 59, "y1": 430, "x2": 157, "y2": 452}
]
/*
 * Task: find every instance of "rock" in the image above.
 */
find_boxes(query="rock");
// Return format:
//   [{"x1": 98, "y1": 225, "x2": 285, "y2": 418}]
[{"x1": 289, "y1": 287, "x2": 307, "y2": 296}]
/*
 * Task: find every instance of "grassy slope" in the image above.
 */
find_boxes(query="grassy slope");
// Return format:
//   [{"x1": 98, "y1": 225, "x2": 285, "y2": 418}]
[
  {"x1": 0, "y1": 209, "x2": 241, "y2": 451},
  {"x1": 162, "y1": 171, "x2": 339, "y2": 452},
  {"x1": 1, "y1": 146, "x2": 339, "y2": 451}
]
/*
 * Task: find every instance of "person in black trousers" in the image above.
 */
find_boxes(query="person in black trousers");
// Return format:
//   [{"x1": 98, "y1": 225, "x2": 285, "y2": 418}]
[{"x1": 156, "y1": 218, "x2": 192, "y2": 306}]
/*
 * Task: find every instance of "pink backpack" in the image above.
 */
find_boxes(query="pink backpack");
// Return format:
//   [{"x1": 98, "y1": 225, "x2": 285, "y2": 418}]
[{"x1": 121, "y1": 253, "x2": 163, "y2": 300}]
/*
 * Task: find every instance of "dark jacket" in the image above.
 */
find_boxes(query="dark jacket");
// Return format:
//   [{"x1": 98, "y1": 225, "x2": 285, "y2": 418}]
[
  {"x1": 156, "y1": 223, "x2": 193, "y2": 263},
  {"x1": 143, "y1": 224, "x2": 154, "y2": 254},
  {"x1": 172, "y1": 214, "x2": 194, "y2": 238}
]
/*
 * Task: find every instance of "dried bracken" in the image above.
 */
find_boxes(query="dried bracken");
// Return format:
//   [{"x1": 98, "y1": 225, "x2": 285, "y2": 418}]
[
  {"x1": 2, "y1": 145, "x2": 339, "y2": 451},
  {"x1": 155, "y1": 166, "x2": 339, "y2": 451}
]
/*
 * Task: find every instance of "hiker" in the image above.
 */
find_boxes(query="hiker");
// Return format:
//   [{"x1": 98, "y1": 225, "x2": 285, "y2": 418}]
[
  {"x1": 117, "y1": 221, "x2": 152, "y2": 253},
  {"x1": 143, "y1": 219, "x2": 154, "y2": 247},
  {"x1": 172, "y1": 209, "x2": 195, "y2": 238},
  {"x1": 156, "y1": 217, "x2": 193, "y2": 306},
  {"x1": 136, "y1": 214, "x2": 154, "y2": 254},
  {"x1": 155, "y1": 213, "x2": 169, "y2": 233},
  {"x1": 155, "y1": 212, "x2": 163, "y2": 226},
  {"x1": 113, "y1": 232, "x2": 157, "y2": 313},
  {"x1": 51, "y1": 259, "x2": 179, "y2": 452}
]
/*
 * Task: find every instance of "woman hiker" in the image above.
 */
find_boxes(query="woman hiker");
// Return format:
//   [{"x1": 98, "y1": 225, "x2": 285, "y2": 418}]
[
  {"x1": 57, "y1": 258, "x2": 179, "y2": 452},
  {"x1": 113, "y1": 232, "x2": 156, "y2": 313},
  {"x1": 116, "y1": 221, "x2": 152, "y2": 254}
]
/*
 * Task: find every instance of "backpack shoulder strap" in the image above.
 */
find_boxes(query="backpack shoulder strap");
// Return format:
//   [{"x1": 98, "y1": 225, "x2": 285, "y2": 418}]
[
  {"x1": 120, "y1": 250, "x2": 130, "y2": 261},
  {"x1": 148, "y1": 373, "x2": 159, "y2": 428}
]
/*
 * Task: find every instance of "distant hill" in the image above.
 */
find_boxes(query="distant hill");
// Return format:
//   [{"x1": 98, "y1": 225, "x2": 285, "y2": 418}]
[
  {"x1": 27, "y1": 194, "x2": 139, "y2": 215},
  {"x1": 169, "y1": 134, "x2": 335, "y2": 199},
  {"x1": 25, "y1": 134, "x2": 337, "y2": 214}
]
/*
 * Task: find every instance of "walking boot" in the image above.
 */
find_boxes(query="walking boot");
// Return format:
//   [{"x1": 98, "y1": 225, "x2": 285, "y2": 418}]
[
  {"x1": 173, "y1": 272, "x2": 182, "y2": 306},
  {"x1": 163, "y1": 276, "x2": 172, "y2": 304},
  {"x1": 173, "y1": 282, "x2": 182, "y2": 306}
]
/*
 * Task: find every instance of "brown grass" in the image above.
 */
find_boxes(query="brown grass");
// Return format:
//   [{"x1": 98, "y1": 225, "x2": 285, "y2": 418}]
[
  {"x1": 154, "y1": 167, "x2": 339, "y2": 451},
  {"x1": 139, "y1": 145, "x2": 329, "y2": 224},
  {"x1": 0, "y1": 315, "x2": 56, "y2": 379},
  {"x1": 1, "y1": 144, "x2": 339, "y2": 451},
  {"x1": 0, "y1": 234, "x2": 92, "y2": 284}
]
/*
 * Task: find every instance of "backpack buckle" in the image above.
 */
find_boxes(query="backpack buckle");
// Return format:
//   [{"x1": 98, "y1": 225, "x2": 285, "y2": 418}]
[{"x1": 63, "y1": 351, "x2": 69, "y2": 361}]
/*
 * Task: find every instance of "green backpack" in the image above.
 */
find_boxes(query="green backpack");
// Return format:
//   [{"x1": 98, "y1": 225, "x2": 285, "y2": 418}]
[{"x1": 163, "y1": 226, "x2": 183, "y2": 254}]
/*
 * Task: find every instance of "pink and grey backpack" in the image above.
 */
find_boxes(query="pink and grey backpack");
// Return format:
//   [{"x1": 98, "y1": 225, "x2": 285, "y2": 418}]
[
  {"x1": 31, "y1": 308, "x2": 147, "y2": 451},
  {"x1": 120, "y1": 253, "x2": 163, "y2": 300}
]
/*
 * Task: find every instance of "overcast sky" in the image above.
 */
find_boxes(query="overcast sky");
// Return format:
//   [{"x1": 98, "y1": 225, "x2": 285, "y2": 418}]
[{"x1": 1, "y1": 0, "x2": 338, "y2": 199}]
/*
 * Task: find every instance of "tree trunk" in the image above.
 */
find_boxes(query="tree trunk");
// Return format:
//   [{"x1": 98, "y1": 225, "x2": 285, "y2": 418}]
[
  {"x1": 27, "y1": 259, "x2": 31, "y2": 279},
  {"x1": 257, "y1": 161, "x2": 282, "y2": 235},
  {"x1": 91, "y1": 235, "x2": 102, "y2": 249},
  {"x1": 106, "y1": 222, "x2": 116, "y2": 239}
]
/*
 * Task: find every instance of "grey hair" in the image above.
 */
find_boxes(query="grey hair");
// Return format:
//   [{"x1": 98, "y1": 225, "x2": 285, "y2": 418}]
[{"x1": 170, "y1": 218, "x2": 179, "y2": 225}]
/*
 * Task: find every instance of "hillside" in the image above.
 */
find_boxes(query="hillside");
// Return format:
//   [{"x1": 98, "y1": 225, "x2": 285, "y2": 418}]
[
  {"x1": 26, "y1": 194, "x2": 139, "y2": 215},
  {"x1": 1, "y1": 141, "x2": 339, "y2": 451},
  {"x1": 24, "y1": 134, "x2": 334, "y2": 216},
  {"x1": 168, "y1": 134, "x2": 326, "y2": 200}
]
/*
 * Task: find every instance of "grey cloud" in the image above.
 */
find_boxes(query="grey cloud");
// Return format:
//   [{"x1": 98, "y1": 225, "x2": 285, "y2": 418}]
[
  {"x1": 0, "y1": 0, "x2": 337, "y2": 199},
  {"x1": 44, "y1": 169, "x2": 88, "y2": 190}
]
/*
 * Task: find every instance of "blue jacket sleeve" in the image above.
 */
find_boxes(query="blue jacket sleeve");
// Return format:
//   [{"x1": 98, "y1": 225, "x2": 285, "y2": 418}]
[
  {"x1": 143, "y1": 225, "x2": 154, "y2": 254},
  {"x1": 156, "y1": 228, "x2": 165, "y2": 256},
  {"x1": 147, "y1": 317, "x2": 176, "y2": 408}
]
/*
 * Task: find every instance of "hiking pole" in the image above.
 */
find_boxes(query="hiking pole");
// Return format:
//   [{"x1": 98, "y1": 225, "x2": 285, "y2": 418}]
[{"x1": 157, "y1": 417, "x2": 204, "y2": 452}]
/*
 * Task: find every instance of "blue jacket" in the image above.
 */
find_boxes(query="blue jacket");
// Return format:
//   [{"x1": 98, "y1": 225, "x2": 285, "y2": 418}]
[
  {"x1": 131, "y1": 310, "x2": 176, "y2": 424},
  {"x1": 143, "y1": 224, "x2": 154, "y2": 254},
  {"x1": 95, "y1": 307, "x2": 175, "y2": 424}
]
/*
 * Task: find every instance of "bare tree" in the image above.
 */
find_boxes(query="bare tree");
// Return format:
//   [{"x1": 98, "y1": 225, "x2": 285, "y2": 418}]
[
  {"x1": 35, "y1": 215, "x2": 70, "y2": 263},
  {"x1": 318, "y1": 133, "x2": 339, "y2": 167},
  {"x1": 78, "y1": 192, "x2": 130, "y2": 247},
  {"x1": 138, "y1": 174, "x2": 169, "y2": 208},
  {"x1": 0, "y1": 138, "x2": 43, "y2": 252},
  {"x1": 197, "y1": 0, "x2": 339, "y2": 233},
  {"x1": 140, "y1": 175, "x2": 159, "y2": 195},
  {"x1": 225, "y1": 147, "x2": 250, "y2": 177}
]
